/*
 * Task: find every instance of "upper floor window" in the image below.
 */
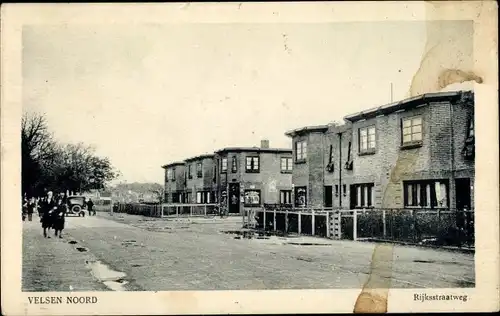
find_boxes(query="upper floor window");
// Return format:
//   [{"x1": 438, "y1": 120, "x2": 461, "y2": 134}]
[
  {"x1": 231, "y1": 156, "x2": 238, "y2": 173},
  {"x1": 246, "y1": 156, "x2": 260, "y2": 173},
  {"x1": 188, "y1": 164, "x2": 193, "y2": 179},
  {"x1": 196, "y1": 162, "x2": 202, "y2": 178},
  {"x1": 170, "y1": 168, "x2": 176, "y2": 181},
  {"x1": 221, "y1": 157, "x2": 228, "y2": 172},
  {"x1": 402, "y1": 116, "x2": 422, "y2": 144},
  {"x1": 359, "y1": 126, "x2": 376, "y2": 153},
  {"x1": 295, "y1": 140, "x2": 307, "y2": 161},
  {"x1": 281, "y1": 157, "x2": 293, "y2": 172}
]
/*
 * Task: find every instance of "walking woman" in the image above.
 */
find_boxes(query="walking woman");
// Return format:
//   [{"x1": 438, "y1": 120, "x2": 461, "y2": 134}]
[
  {"x1": 27, "y1": 197, "x2": 36, "y2": 221},
  {"x1": 53, "y1": 197, "x2": 67, "y2": 238},
  {"x1": 40, "y1": 191, "x2": 56, "y2": 238}
]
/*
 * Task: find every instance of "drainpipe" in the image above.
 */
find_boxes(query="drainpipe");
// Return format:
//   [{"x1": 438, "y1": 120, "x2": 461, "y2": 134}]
[{"x1": 338, "y1": 132, "x2": 342, "y2": 208}]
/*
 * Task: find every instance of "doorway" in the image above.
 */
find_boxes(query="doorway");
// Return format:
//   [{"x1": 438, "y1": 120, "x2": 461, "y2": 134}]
[
  {"x1": 455, "y1": 178, "x2": 471, "y2": 210},
  {"x1": 324, "y1": 186, "x2": 333, "y2": 207},
  {"x1": 228, "y1": 183, "x2": 240, "y2": 214}
]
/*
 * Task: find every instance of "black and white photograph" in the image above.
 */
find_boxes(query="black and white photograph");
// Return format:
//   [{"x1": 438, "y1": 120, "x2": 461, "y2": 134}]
[{"x1": 1, "y1": 2, "x2": 498, "y2": 315}]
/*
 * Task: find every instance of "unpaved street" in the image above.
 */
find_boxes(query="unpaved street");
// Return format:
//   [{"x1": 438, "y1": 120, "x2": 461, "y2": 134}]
[{"x1": 23, "y1": 212, "x2": 475, "y2": 291}]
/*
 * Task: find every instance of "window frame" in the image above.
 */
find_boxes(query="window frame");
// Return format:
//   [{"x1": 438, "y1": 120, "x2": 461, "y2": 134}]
[
  {"x1": 188, "y1": 164, "x2": 193, "y2": 179},
  {"x1": 171, "y1": 168, "x2": 176, "y2": 181},
  {"x1": 245, "y1": 156, "x2": 260, "y2": 173},
  {"x1": 295, "y1": 140, "x2": 307, "y2": 162},
  {"x1": 351, "y1": 183, "x2": 374, "y2": 209},
  {"x1": 280, "y1": 190, "x2": 292, "y2": 205},
  {"x1": 294, "y1": 186, "x2": 307, "y2": 207},
  {"x1": 403, "y1": 179, "x2": 449, "y2": 209},
  {"x1": 280, "y1": 157, "x2": 293, "y2": 173},
  {"x1": 358, "y1": 125, "x2": 376, "y2": 154},
  {"x1": 221, "y1": 157, "x2": 228, "y2": 173},
  {"x1": 231, "y1": 156, "x2": 238, "y2": 173},
  {"x1": 244, "y1": 189, "x2": 261, "y2": 207},
  {"x1": 196, "y1": 162, "x2": 203, "y2": 178},
  {"x1": 401, "y1": 115, "x2": 423, "y2": 148}
]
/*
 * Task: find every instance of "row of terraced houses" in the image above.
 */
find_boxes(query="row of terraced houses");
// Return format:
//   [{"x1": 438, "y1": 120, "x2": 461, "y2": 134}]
[{"x1": 162, "y1": 90, "x2": 475, "y2": 214}]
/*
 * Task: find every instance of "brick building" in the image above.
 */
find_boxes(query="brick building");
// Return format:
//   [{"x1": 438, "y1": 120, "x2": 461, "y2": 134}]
[
  {"x1": 213, "y1": 140, "x2": 293, "y2": 214},
  {"x1": 183, "y1": 154, "x2": 216, "y2": 204},
  {"x1": 161, "y1": 162, "x2": 186, "y2": 203},
  {"x1": 286, "y1": 91, "x2": 475, "y2": 210}
]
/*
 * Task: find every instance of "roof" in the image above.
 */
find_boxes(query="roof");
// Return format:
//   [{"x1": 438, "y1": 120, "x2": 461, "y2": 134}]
[
  {"x1": 184, "y1": 154, "x2": 215, "y2": 162},
  {"x1": 161, "y1": 161, "x2": 186, "y2": 169},
  {"x1": 343, "y1": 91, "x2": 467, "y2": 123},
  {"x1": 285, "y1": 125, "x2": 329, "y2": 138},
  {"x1": 215, "y1": 147, "x2": 292, "y2": 154}
]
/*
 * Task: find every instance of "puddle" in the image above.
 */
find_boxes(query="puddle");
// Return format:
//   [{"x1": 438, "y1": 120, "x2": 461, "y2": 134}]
[
  {"x1": 86, "y1": 260, "x2": 128, "y2": 291},
  {"x1": 131, "y1": 264, "x2": 142, "y2": 267},
  {"x1": 68, "y1": 241, "x2": 78, "y2": 244},
  {"x1": 76, "y1": 247, "x2": 88, "y2": 252},
  {"x1": 413, "y1": 260, "x2": 434, "y2": 263}
]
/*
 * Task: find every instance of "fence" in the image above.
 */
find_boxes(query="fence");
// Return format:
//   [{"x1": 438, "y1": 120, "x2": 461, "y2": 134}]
[
  {"x1": 93, "y1": 199, "x2": 112, "y2": 212},
  {"x1": 244, "y1": 206, "x2": 474, "y2": 248},
  {"x1": 112, "y1": 202, "x2": 219, "y2": 218}
]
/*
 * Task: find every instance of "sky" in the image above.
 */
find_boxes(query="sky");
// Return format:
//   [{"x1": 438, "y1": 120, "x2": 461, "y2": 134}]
[{"x1": 22, "y1": 21, "x2": 473, "y2": 184}]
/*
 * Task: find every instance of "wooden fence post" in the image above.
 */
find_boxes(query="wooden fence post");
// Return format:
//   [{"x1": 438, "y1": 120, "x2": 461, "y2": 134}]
[
  {"x1": 204, "y1": 205, "x2": 207, "y2": 217},
  {"x1": 298, "y1": 210, "x2": 302, "y2": 235},
  {"x1": 176, "y1": 206, "x2": 179, "y2": 217},
  {"x1": 263, "y1": 209, "x2": 267, "y2": 231},
  {"x1": 273, "y1": 208, "x2": 277, "y2": 231},
  {"x1": 326, "y1": 211, "x2": 330, "y2": 238},
  {"x1": 311, "y1": 209, "x2": 315, "y2": 236},
  {"x1": 382, "y1": 209, "x2": 387, "y2": 238},
  {"x1": 285, "y1": 209, "x2": 289, "y2": 233},
  {"x1": 353, "y1": 209, "x2": 358, "y2": 241}
]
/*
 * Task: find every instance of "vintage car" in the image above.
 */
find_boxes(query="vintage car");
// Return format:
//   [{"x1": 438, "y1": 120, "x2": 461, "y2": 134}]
[{"x1": 66, "y1": 195, "x2": 87, "y2": 217}]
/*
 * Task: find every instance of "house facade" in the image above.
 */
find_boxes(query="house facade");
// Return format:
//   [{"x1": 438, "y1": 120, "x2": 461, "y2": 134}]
[
  {"x1": 286, "y1": 91, "x2": 475, "y2": 210},
  {"x1": 214, "y1": 140, "x2": 293, "y2": 214},
  {"x1": 161, "y1": 162, "x2": 186, "y2": 203},
  {"x1": 183, "y1": 154, "x2": 216, "y2": 204}
]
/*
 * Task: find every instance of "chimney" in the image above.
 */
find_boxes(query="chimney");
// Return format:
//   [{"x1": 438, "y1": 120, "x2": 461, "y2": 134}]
[{"x1": 260, "y1": 139, "x2": 270, "y2": 149}]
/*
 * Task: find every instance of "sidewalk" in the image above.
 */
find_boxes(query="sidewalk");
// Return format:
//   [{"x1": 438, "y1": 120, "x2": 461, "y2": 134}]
[{"x1": 22, "y1": 215, "x2": 109, "y2": 292}]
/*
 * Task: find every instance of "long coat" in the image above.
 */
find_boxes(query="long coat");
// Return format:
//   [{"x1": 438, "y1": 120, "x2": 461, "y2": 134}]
[
  {"x1": 52, "y1": 203, "x2": 66, "y2": 231},
  {"x1": 41, "y1": 198, "x2": 57, "y2": 228}
]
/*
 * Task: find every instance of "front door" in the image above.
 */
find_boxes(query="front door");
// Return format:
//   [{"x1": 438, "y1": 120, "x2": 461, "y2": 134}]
[
  {"x1": 228, "y1": 183, "x2": 240, "y2": 214},
  {"x1": 324, "y1": 186, "x2": 333, "y2": 207},
  {"x1": 455, "y1": 178, "x2": 471, "y2": 210},
  {"x1": 455, "y1": 178, "x2": 473, "y2": 243}
]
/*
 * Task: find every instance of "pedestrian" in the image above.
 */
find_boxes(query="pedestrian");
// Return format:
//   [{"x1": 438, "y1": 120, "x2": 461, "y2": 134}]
[
  {"x1": 27, "y1": 197, "x2": 36, "y2": 221},
  {"x1": 40, "y1": 191, "x2": 57, "y2": 238},
  {"x1": 87, "y1": 198, "x2": 95, "y2": 216},
  {"x1": 22, "y1": 196, "x2": 28, "y2": 221},
  {"x1": 53, "y1": 197, "x2": 67, "y2": 238}
]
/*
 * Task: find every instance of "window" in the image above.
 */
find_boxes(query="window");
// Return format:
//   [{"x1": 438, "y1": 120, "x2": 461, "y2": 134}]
[
  {"x1": 221, "y1": 158, "x2": 228, "y2": 172},
  {"x1": 402, "y1": 116, "x2": 423, "y2": 144},
  {"x1": 294, "y1": 186, "x2": 307, "y2": 207},
  {"x1": 295, "y1": 140, "x2": 307, "y2": 161},
  {"x1": 359, "y1": 126, "x2": 376, "y2": 152},
  {"x1": 196, "y1": 192, "x2": 202, "y2": 204},
  {"x1": 351, "y1": 183, "x2": 374, "y2": 208},
  {"x1": 462, "y1": 117, "x2": 475, "y2": 159},
  {"x1": 196, "y1": 162, "x2": 202, "y2": 178},
  {"x1": 186, "y1": 192, "x2": 192, "y2": 204},
  {"x1": 281, "y1": 157, "x2": 293, "y2": 172},
  {"x1": 335, "y1": 185, "x2": 339, "y2": 197},
  {"x1": 188, "y1": 164, "x2": 193, "y2": 179},
  {"x1": 403, "y1": 180, "x2": 449, "y2": 208},
  {"x1": 171, "y1": 168, "x2": 176, "y2": 181},
  {"x1": 244, "y1": 190, "x2": 261, "y2": 206},
  {"x1": 280, "y1": 190, "x2": 292, "y2": 205},
  {"x1": 231, "y1": 156, "x2": 237, "y2": 173},
  {"x1": 245, "y1": 156, "x2": 260, "y2": 173}
]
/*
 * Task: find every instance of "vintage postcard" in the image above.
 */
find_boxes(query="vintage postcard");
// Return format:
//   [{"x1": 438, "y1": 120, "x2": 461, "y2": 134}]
[{"x1": 1, "y1": 1, "x2": 499, "y2": 315}]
